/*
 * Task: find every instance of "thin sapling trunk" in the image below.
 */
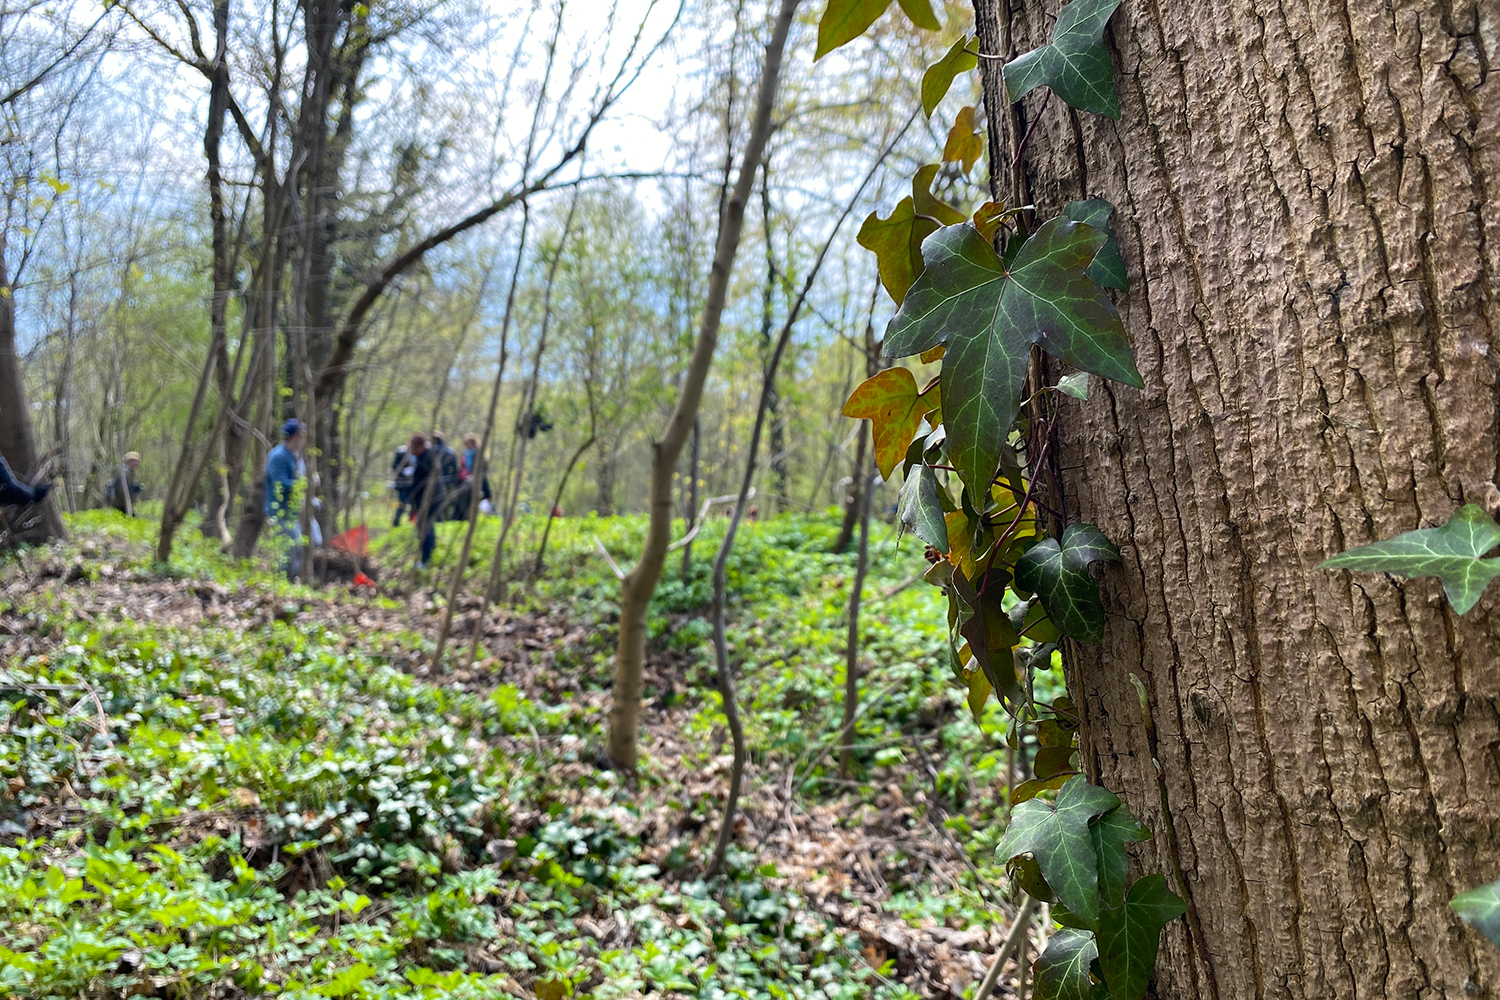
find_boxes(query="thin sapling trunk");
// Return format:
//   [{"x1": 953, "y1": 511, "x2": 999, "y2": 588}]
[{"x1": 608, "y1": 0, "x2": 802, "y2": 771}]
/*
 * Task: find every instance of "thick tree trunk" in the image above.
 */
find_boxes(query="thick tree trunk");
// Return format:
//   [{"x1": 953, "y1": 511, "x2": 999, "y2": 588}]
[
  {"x1": 0, "y1": 246, "x2": 64, "y2": 542},
  {"x1": 977, "y1": 0, "x2": 1500, "y2": 996}
]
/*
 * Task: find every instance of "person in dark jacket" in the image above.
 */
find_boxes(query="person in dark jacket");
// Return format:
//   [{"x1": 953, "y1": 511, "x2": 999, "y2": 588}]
[
  {"x1": 0, "y1": 450, "x2": 49, "y2": 507},
  {"x1": 430, "y1": 431, "x2": 462, "y2": 521},
  {"x1": 391, "y1": 445, "x2": 413, "y2": 526},
  {"x1": 406, "y1": 432, "x2": 440, "y2": 568},
  {"x1": 104, "y1": 452, "x2": 143, "y2": 515}
]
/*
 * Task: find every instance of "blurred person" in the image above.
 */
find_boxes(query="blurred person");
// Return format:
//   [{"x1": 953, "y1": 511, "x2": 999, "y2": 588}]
[
  {"x1": 0, "y1": 450, "x2": 49, "y2": 507},
  {"x1": 264, "y1": 419, "x2": 306, "y2": 579},
  {"x1": 104, "y1": 452, "x2": 143, "y2": 515},
  {"x1": 431, "y1": 431, "x2": 462, "y2": 521},
  {"x1": 391, "y1": 443, "x2": 414, "y2": 526},
  {"x1": 406, "y1": 433, "x2": 440, "y2": 568},
  {"x1": 458, "y1": 432, "x2": 493, "y2": 519}
]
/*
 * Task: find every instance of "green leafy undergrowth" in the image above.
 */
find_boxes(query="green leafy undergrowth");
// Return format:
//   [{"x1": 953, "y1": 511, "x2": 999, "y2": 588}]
[
  {"x1": 524, "y1": 513, "x2": 1041, "y2": 814},
  {"x1": 0, "y1": 519, "x2": 976, "y2": 999}
]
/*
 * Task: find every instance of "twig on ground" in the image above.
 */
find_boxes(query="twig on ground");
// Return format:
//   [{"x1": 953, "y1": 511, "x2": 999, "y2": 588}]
[
  {"x1": 974, "y1": 894, "x2": 1039, "y2": 1000},
  {"x1": 869, "y1": 572, "x2": 924, "y2": 603}
]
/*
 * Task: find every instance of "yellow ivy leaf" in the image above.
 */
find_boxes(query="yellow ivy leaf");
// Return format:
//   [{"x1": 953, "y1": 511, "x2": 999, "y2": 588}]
[
  {"x1": 966, "y1": 663, "x2": 993, "y2": 722},
  {"x1": 911, "y1": 162, "x2": 966, "y2": 226},
  {"x1": 919, "y1": 343, "x2": 946, "y2": 364},
  {"x1": 816, "y1": 0, "x2": 892, "y2": 61},
  {"x1": 841, "y1": 367, "x2": 940, "y2": 480},
  {"x1": 896, "y1": 0, "x2": 941, "y2": 31},
  {"x1": 946, "y1": 509, "x2": 977, "y2": 579},
  {"x1": 943, "y1": 106, "x2": 984, "y2": 176},
  {"x1": 922, "y1": 34, "x2": 980, "y2": 117},
  {"x1": 973, "y1": 200, "x2": 1007, "y2": 243}
]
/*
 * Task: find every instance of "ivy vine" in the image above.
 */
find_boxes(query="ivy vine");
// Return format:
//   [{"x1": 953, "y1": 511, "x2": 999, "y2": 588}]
[
  {"x1": 1324, "y1": 505, "x2": 1500, "y2": 936},
  {"x1": 821, "y1": 0, "x2": 1187, "y2": 996}
]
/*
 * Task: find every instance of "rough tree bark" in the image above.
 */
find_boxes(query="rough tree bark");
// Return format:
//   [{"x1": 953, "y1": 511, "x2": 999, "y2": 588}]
[{"x1": 975, "y1": 0, "x2": 1500, "y2": 996}]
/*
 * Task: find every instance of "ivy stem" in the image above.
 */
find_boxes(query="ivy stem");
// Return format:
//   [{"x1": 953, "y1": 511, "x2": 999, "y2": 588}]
[
  {"x1": 978, "y1": 431, "x2": 1052, "y2": 597},
  {"x1": 1016, "y1": 613, "x2": 1052, "y2": 641},
  {"x1": 1011, "y1": 90, "x2": 1052, "y2": 171}
]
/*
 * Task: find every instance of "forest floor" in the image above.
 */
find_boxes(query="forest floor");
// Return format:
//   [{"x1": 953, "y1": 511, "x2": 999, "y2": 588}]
[{"x1": 0, "y1": 507, "x2": 1042, "y2": 1000}]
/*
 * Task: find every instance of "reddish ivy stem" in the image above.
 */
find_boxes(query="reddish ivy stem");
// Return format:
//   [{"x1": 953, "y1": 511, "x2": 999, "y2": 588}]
[
  {"x1": 1016, "y1": 612, "x2": 1053, "y2": 642},
  {"x1": 1011, "y1": 90, "x2": 1052, "y2": 172}
]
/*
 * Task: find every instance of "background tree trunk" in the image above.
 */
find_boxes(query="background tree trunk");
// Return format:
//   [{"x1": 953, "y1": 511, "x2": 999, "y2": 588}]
[
  {"x1": 607, "y1": 0, "x2": 801, "y2": 770},
  {"x1": 977, "y1": 0, "x2": 1500, "y2": 996}
]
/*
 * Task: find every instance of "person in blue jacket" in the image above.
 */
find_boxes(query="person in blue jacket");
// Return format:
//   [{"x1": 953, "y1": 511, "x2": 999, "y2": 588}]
[
  {"x1": 264, "y1": 419, "x2": 306, "y2": 579},
  {"x1": 0, "y1": 450, "x2": 49, "y2": 507}
]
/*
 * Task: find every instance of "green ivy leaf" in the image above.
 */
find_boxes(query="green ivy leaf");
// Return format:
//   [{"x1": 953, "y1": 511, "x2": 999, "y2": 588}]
[
  {"x1": 922, "y1": 35, "x2": 979, "y2": 116},
  {"x1": 1015, "y1": 598, "x2": 1063, "y2": 642},
  {"x1": 1034, "y1": 745, "x2": 1079, "y2": 780},
  {"x1": 1091, "y1": 804, "x2": 1151, "y2": 912},
  {"x1": 1321, "y1": 504, "x2": 1500, "y2": 615},
  {"x1": 1451, "y1": 878, "x2": 1500, "y2": 946},
  {"x1": 883, "y1": 220, "x2": 1140, "y2": 499},
  {"x1": 1049, "y1": 901, "x2": 1094, "y2": 931},
  {"x1": 1008, "y1": 854, "x2": 1057, "y2": 902},
  {"x1": 1015, "y1": 523, "x2": 1122, "y2": 643},
  {"x1": 898, "y1": 465, "x2": 949, "y2": 550},
  {"x1": 949, "y1": 568, "x2": 1022, "y2": 711},
  {"x1": 1058, "y1": 372, "x2": 1091, "y2": 399},
  {"x1": 1096, "y1": 875, "x2": 1186, "y2": 1000},
  {"x1": 1002, "y1": 0, "x2": 1122, "y2": 118},
  {"x1": 1063, "y1": 199, "x2": 1127, "y2": 289},
  {"x1": 1034, "y1": 928, "x2": 1101, "y2": 1000},
  {"x1": 997, "y1": 775, "x2": 1120, "y2": 928}
]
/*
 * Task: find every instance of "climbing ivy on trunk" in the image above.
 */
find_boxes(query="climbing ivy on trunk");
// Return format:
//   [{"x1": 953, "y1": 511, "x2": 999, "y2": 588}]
[{"x1": 820, "y1": 0, "x2": 1186, "y2": 996}]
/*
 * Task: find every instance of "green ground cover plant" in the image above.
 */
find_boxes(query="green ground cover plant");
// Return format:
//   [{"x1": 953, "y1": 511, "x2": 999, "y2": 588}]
[{"x1": 0, "y1": 508, "x2": 1050, "y2": 998}]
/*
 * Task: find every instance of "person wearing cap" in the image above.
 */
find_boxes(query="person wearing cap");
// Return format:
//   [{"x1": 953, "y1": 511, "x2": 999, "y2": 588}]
[
  {"x1": 265, "y1": 419, "x2": 307, "y2": 579},
  {"x1": 104, "y1": 452, "x2": 143, "y2": 515},
  {"x1": 0, "y1": 449, "x2": 50, "y2": 507}
]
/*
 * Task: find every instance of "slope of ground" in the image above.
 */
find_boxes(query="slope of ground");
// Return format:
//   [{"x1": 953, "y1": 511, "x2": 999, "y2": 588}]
[{"x1": 0, "y1": 508, "x2": 1043, "y2": 999}]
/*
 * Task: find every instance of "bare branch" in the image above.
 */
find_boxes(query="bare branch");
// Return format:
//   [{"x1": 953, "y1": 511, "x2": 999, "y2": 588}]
[
  {"x1": 0, "y1": 8, "x2": 114, "y2": 107},
  {"x1": 594, "y1": 537, "x2": 628, "y2": 582},
  {"x1": 315, "y1": 4, "x2": 683, "y2": 404}
]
